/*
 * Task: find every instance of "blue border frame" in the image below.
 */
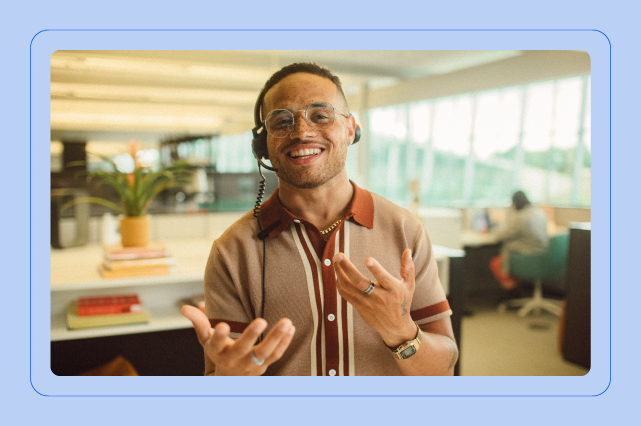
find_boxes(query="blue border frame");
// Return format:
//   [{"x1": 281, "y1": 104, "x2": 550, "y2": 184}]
[{"x1": 32, "y1": 29, "x2": 611, "y2": 397}]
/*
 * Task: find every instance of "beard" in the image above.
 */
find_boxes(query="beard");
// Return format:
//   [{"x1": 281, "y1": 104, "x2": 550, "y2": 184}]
[{"x1": 269, "y1": 141, "x2": 349, "y2": 189}]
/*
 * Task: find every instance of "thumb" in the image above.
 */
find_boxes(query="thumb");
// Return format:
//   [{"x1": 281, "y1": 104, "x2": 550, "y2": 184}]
[
  {"x1": 400, "y1": 249, "x2": 414, "y2": 286},
  {"x1": 181, "y1": 304, "x2": 212, "y2": 344}
]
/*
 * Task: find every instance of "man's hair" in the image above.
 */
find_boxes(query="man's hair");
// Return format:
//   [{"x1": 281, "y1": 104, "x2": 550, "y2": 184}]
[
  {"x1": 512, "y1": 190, "x2": 531, "y2": 210},
  {"x1": 255, "y1": 62, "x2": 348, "y2": 122}
]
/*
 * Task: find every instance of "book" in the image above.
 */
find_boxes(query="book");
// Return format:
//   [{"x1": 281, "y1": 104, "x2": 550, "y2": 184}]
[
  {"x1": 98, "y1": 264, "x2": 174, "y2": 279},
  {"x1": 103, "y1": 241, "x2": 169, "y2": 261},
  {"x1": 66, "y1": 301, "x2": 151, "y2": 330},
  {"x1": 102, "y1": 256, "x2": 175, "y2": 271},
  {"x1": 77, "y1": 294, "x2": 143, "y2": 316},
  {"x1": 179, "y1": 293, "x2": 205, "y2": 313}
]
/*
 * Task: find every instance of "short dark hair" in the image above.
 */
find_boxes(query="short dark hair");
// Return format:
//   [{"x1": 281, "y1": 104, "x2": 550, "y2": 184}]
[
  {"x1": 512, "y1": 190, "x2": 531, "y2": 210},
  {"x1": 254, "y1": 62, "x2": 348, "y2": 124}
]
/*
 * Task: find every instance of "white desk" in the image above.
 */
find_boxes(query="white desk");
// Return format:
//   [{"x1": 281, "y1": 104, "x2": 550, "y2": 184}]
[
  {"x1": 461, "y1": 231, "x2": 499, "y2": 248},
  {"x1": 52, "y1": 238, "x2": 454, "y2": 341},
  {"x1": 51, "y1": 238, "x2": 214, "y2": 341}
]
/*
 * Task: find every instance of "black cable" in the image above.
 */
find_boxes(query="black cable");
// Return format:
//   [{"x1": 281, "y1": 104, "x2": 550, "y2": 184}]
[{"x1": 254, "y1": 162, "x2": 267, "y2": 342}]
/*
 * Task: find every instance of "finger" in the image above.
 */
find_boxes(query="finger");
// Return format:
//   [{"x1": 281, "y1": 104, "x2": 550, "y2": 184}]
[
  {"x1": 400, "y1": 249, "x2": 415, "y2": 287},
  {"x1": 334, "y1": 261, "x2": 365, "y2": 302},
  {"x1": 267, "y1": 324, "x2": 296, "y2": 362},
  {"x1": 209, "y1": 321, "x2": 232, "y2": 355},
  {"x1": 230, "y1": 318, "x2": 268, "y2": 356},
  {"x1": 254, "y1": 318, "x2": 295, "y2": 361},
  {"x1": 333, "y1": 253, "x2": 371, "y2": 293},
  {"x1": 364, "y1": 257, "x2": 398, "y2": 290},
  {"x1": 181, "y1": 305, "x2": 212, "y2": 344}
]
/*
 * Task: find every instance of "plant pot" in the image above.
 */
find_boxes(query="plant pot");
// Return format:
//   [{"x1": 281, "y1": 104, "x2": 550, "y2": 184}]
[{"x1": 119, "y1": 215, "x2": 151, "y2": 247}]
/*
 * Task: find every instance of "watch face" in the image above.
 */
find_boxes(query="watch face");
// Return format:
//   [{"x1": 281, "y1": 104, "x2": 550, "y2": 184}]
[{"x1": 400, "y1": 345, "x2": 417, "y2": 359}]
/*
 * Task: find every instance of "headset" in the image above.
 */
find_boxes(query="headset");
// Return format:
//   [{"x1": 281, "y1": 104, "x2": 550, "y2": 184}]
[{"x1": 250, "y1": 87, "x2": 361, "y2": 333}]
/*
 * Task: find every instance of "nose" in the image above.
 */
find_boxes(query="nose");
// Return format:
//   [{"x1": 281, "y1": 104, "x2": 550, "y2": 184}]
[{"x1": 288, "y1": 111, "x2": 317, "y2": 140}]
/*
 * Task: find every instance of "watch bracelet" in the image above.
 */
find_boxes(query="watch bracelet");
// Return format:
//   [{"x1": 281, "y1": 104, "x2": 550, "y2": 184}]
[{"x1": 385, "y1": 322, "x2": 422, "y2": 359}]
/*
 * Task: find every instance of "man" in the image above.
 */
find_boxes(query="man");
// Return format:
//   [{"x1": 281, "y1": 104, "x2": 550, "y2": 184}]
[
  {"x1": 182, "y1": 62, "x2": 457, "y2": 376},
  {"x1": 489, "y1": 190, "x2": 549, "y2": 291}
]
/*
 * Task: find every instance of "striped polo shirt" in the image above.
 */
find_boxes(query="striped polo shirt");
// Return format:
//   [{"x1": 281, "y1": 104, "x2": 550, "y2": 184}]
[{"x1": 204, "y1": 182, "x2": 451, "y2": 376}]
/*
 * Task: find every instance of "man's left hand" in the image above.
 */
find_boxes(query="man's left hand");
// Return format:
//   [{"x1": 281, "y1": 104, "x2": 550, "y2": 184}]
[{"x1": 333, "y1": 249, "x2": 418, "y2": 348}]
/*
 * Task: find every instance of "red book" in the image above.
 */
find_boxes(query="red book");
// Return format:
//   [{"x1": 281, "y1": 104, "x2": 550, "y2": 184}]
[{"x1": 77, "y1": 294, "x2": 143, "y2": 316}]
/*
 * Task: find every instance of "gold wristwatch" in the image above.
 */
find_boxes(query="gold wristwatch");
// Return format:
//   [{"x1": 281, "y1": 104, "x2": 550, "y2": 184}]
[{"x1": 385, "y1": 322, "x2": 422, "y2": 360}]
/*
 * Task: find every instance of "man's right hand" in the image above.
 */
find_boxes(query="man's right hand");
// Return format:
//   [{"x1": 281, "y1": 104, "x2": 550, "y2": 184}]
[{"x1": 181, "y1": 305, "x2": 295, "y2": 376}]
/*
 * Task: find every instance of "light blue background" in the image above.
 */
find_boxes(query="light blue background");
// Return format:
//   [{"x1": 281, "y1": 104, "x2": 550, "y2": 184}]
[{"x1": 4, "y1": 0, "x2": 634, "y2": 422}]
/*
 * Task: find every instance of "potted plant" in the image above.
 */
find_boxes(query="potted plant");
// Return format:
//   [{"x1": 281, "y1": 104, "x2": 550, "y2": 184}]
[{"x1": 64, "y1": 141, "x2": 190, "y2": 247}]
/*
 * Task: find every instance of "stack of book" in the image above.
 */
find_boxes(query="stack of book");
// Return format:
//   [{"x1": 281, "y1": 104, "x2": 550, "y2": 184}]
[
  {"x1": 99, "y1": 241, "x2": 175, "y2": 279},
  {"x1": 66, "y1": 293, "x2": 151, "y2": 329}
]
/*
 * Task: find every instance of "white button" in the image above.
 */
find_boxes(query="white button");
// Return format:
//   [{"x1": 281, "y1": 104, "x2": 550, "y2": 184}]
[
  {"x1": 324, "y1": 259, "x2": 331, "y2": 266},
  {"x1": 328, "y1": 369, "x2": 336, "y2": 376},
  {"x1": 293, "y1": 219, "x2": 300, "y2": 223},
  {"x1": 327, "y1": 314, "x2": 335, "y2": 321}
]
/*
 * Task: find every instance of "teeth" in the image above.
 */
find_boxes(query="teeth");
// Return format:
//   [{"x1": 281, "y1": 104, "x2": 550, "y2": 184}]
[{"x1": 290, "y1": 148, "x2": 321, "y2": 158}]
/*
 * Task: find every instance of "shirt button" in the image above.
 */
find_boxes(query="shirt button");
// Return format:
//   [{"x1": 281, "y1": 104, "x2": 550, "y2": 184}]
[
  {"x1": 324, "y1": 259, "x2": 331, "y2": 266},
  {"x1": 328, "y1": 369, "x2": 336, "y2": 376},
  {"x1": 327, "y1": 314, "x2": 335, "y2": 321}
]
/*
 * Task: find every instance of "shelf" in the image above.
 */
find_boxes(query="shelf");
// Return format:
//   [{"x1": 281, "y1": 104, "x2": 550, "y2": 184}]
[
  {"x1": 51, "y1": 237, "x2": 214, "y2": 341},
  {"x1": 51, "y1": 304, "x2": 194, "y2": 341}
]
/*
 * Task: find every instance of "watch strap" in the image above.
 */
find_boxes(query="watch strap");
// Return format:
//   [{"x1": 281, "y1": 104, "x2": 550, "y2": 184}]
[{"x1": 385, "y1": 322, "x2": 422, "y2": 360}]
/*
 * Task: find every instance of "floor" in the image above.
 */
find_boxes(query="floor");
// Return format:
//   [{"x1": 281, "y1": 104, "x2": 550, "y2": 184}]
[{"x1": 457, "y1": 297, "x2": 589, "y2": 376}]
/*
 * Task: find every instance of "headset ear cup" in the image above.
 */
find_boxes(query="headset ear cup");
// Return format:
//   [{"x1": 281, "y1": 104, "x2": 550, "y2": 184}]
[
  {"x1": 352, "y1": 123, "x2": 361, "y2": 144},
  {"x1": 252, "y1": 127, "x2": 269, "y2": 160}
]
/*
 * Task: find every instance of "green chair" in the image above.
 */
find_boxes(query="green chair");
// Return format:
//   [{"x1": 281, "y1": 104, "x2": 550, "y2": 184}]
[{"x1": 501, "y1": 233, "x2": 570, "y2": 317}]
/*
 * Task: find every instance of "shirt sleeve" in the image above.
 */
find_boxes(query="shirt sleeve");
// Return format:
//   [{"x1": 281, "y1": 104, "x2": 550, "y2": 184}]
[
  {"x1": 409, "y1": 224, "x2": 452, "y2": 325},
  {"x1": 204, "y1": 240, "x2": 252, "y2": 338}
]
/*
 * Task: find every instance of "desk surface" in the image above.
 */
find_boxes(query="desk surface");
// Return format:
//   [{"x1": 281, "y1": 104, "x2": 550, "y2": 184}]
[
  {"x1": 51, "y1": 238, "x2": 216, "y2": 341},
  {"x1": 51, "y1": 238, "x2": 215, "y2": 290},
  {"x1": 461, "y1": 231, "x2": 499, "y2": 247},
  {"x1": 51, "y1": 237, "x2": 454, "y2": 341}
]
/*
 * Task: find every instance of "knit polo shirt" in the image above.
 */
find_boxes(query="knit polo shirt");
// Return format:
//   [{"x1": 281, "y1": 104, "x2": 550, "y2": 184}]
[{"x1": 204, "y1": 181, "x2": 451, "y2": 376}]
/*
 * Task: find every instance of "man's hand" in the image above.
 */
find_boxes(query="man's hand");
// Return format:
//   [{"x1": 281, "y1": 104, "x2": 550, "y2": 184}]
[
  {"x1": 333, "y1": 249, "x2": 418, "y2": 347},
  {"x1": 181, "y1": 305, "x2": 295, "y2": 376}
]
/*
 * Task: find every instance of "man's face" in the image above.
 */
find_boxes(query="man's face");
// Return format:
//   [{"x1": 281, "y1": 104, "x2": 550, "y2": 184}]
[{"x1": 262, "y1": 72, "x2": 356, "y2": 189}]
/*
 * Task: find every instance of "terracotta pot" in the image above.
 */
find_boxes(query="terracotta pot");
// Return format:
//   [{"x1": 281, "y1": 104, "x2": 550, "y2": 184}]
[{"x1": 119, "y1": 215, "x2": 151, "y2": 247}]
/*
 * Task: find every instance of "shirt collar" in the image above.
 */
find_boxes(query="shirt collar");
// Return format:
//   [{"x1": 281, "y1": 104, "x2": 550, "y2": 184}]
[{"x1": 259, "y1": 180, "x2": 374, "y2": 239}]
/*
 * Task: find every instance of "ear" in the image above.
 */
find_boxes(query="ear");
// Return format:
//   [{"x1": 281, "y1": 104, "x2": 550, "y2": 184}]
[{"x1": 346, "y1": 114, "x2": 357, "y2": 145}]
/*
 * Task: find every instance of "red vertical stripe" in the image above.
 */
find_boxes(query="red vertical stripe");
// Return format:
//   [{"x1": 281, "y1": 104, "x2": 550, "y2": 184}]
[{"x1": 294, "y1": 223, "x2": 324, "y2": 376}]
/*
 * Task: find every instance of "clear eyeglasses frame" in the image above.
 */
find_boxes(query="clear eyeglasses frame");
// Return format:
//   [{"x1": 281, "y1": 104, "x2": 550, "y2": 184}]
[{"x1": 263, "y1": 101, "x2": 349, "y2": 138}]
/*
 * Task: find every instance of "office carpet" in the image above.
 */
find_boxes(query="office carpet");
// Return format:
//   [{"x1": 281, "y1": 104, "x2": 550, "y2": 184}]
[{"x1": 458, "y1": 299, "x2": 589, "y2": 376}]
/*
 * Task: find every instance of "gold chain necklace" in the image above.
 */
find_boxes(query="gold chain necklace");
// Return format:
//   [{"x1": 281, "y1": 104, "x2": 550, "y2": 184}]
[{"x1": 320, "y1": 219, "x2": 342, "y2": 235}]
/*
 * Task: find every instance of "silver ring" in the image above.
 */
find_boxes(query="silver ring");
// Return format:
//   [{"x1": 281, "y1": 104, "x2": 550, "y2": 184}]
[
  {"x1": 249, "y1": 348, "x2": 265, "y2": 366},
  {"x1": 364, "y1": 280, "x2": 376, "y2": 295}
]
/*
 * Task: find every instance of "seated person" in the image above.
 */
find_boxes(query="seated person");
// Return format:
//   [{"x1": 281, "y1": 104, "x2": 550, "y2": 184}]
[{"x1": 489, "y1": 190, "x2": 548, "y2": 293}]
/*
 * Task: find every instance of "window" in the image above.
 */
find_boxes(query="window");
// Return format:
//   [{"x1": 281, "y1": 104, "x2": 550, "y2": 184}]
[{"x1": 365, "y1": 75, "x2": 591, "y2": 208}]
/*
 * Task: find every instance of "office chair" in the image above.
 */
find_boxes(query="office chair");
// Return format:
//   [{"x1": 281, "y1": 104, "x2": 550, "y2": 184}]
[{"x1": 499, "y1": 233, "x2": 570, "y2": 317}]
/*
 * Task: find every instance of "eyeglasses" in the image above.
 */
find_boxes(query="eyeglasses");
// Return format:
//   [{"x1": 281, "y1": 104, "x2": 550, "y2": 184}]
[{"x1": 263, "y1": 101, "x2": 349, "y2": 138}]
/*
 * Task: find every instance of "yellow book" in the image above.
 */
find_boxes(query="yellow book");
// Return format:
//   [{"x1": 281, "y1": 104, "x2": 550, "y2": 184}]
[
  {"x1": 66, "y1": 301, "x2": 151, "y2": 330},
  {"x1": 98, "y1": 264, "x2": 174, "y2": 279}
]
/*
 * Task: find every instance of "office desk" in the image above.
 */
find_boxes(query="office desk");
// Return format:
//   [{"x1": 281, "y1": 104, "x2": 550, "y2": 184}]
[
  {"x1": 51, "y1": 238, "x2": 214, "y2": 375},
  {"x1": 51, "y1": 238, "x2": 464, "y2": 375},
  {"x1": 51, "y1": 238, "x2": 213, "y2": 342},
  {"x1": 461, "y1": 231, "x2": 499, "y2": 248}
]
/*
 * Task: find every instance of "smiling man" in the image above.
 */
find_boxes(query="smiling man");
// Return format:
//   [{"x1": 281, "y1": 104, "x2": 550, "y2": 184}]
[{"x1": 182, "y1": 62, "x2": 458, "y2": 376}]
